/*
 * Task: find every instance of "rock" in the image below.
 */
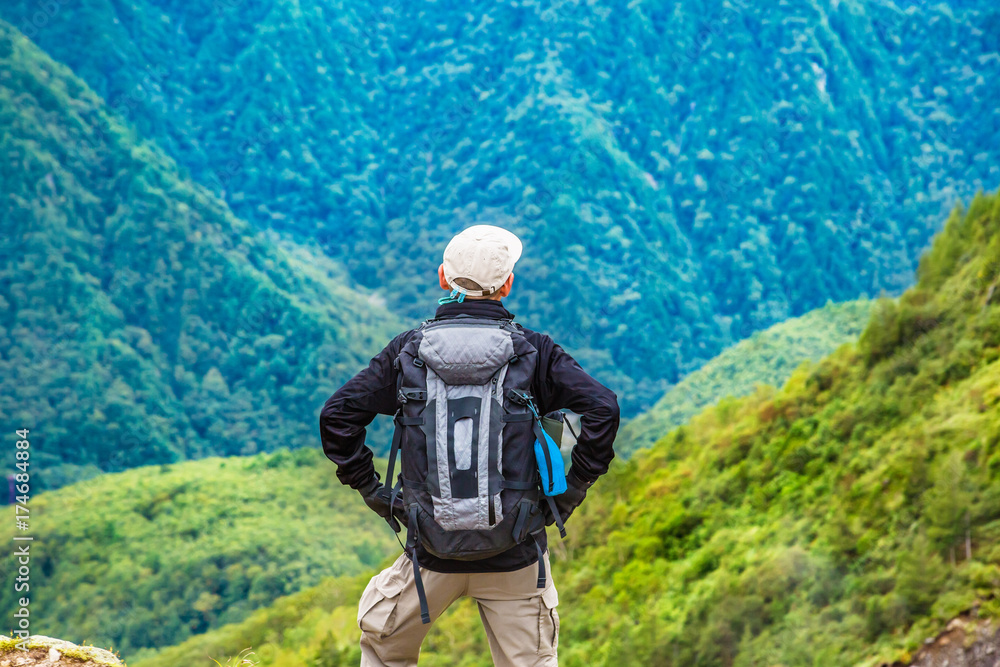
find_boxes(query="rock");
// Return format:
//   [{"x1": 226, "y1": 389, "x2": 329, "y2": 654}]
[
  {"x1": 899, "y1": 618, "x2": 1000, "y2": 667},
  {"x1": 0, "y1": 635, "x2": 124, "y2": 666}
]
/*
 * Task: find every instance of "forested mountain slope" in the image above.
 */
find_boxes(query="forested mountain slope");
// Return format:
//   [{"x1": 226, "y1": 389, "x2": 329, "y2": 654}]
[
  {"x1": 0, "y1": 447, "x2": 399, "y2": 659},
  {"x1": 5, "y1": 0, "x2": 998, "y2": 410},
  {"x1": 137, "y1": 193, "x2": 1000, "y2": 667},
  {"x1": 0, "y1": 301, "x2": 872, "y2": 659},
  {"x1": 0, "y1": 22, "x2": 401, "y2": 488},
  {"x1": 618, "y1": 298, "x2": 874, "y2": 456}
]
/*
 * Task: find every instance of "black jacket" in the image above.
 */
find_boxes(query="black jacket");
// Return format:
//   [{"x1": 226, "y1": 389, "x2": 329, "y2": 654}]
[{"x1": 319, "y1": 298, "x2": 620, "y2": 572}]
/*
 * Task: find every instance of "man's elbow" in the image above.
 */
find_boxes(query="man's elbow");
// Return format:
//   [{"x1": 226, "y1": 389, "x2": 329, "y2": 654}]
[
  {"x1": 318, "y1": 394, "x2": 346, "y2": 437},
  {"x1": 319, "y1": 397, "x2": 334, "y2": 430},
  {"x1": 598, "y1": 391, "x2": 620, "y2": 455},
  {"x1": 587, "y1": 389, "x2": 620, "y2": 448},
  {"x1": 575, "y1": 390, "x2": 619, "y2": 480},
  {"x1": 597, "y1": 389, "x2": 621, "y2": 430}
]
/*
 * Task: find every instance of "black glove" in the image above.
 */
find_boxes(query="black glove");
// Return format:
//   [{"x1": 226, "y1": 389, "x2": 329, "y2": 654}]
[
  {"x1": 358, "y1": 476, "x2": 390, "y2": 518},
  {"x1": 543, "y1": 468, "x2": 594, "y2": 527},
  {"x1": 357, "y1": 476, "x2": 408, "y2": 530}
]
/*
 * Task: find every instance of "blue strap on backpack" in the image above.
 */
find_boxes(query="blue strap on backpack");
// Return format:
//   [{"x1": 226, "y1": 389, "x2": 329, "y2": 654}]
[
  {"x1": 508, "y1": 389, "x2": 568, "y2": 538},
  {"x1": 528, "y1": 403, "x2": 568, "y2": 496}
]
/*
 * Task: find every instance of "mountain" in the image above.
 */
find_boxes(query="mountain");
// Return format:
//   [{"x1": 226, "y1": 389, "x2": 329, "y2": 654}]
[
  {"x1": 134, "y1": 192, "x2": 1000, "y2": 667},
  {"x1": 0, "y1": 447, "x2": 399, "y2": 658},
  {"x1": 0, "y1": 286, "x2": 872, "y2": 657},
  {"x1": 617, "y1": 298, "x2": 875, "y2": 456},
  {"x1": 518, "y1": 193, "x2": 1000, "y2": 666},
  {"x1": 3, "y1": 0, "x2": 998, "y2": 411},
  {"x1": 0, "y1": 300, "x2": 870, "y2": 659},
  {"x1": 0, "y1": 20, "x2": 401, "y2": 489}
]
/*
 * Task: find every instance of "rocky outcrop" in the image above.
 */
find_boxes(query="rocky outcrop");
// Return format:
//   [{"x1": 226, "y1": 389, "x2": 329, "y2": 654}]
[
  {"x1": 0, "y1": 636, "x2": 124, "y2": 667},
  {"x1": 893, "y1": 617, "x2": 1000, "y2": 667}
]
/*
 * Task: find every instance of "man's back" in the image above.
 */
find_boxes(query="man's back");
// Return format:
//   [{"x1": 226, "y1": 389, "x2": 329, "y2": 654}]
[
  {"x1": 320, "y1": 298, "x2": 619, "y2": 572},
  {"x1": 318, "y1": 225, "x2": 620, "y2": 665}
]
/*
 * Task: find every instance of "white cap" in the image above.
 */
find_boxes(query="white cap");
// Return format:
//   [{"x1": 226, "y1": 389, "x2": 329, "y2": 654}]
[{"x1": 442, "y1": 225, "x2": 523, "y2": 296}]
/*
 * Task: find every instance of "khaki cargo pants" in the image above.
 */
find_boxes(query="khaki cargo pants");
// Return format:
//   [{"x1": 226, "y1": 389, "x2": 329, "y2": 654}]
[{"x1": 358, "y1": 550, "x2": 559, "y2": 666}]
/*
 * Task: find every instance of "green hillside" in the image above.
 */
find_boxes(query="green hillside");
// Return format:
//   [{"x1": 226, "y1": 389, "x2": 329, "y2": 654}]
[
  {"x1": 548, "y1": 193, "x2": 1000, "y2": 666},
  {"x1": 137, "y1": 193, "x2": 1000, "y2": 667},
  {"x1": 2, "y1": 289, "x2": 871, "y2": 659},
  {"x1": 0, "y1": 447, "x2": 398, "y2": 659},
  {"x1": 618, "y1": 299, "x2": 875, "y2": 456},
  {"x1": 1, "y1": 298, "x2": 871, "y2": 661},
  {"x1": 0, "y1": 21, "x2": 401, "y2": 488},
  {"x1": 4, "y1": 0, "x2": 998, "y2": 411}
]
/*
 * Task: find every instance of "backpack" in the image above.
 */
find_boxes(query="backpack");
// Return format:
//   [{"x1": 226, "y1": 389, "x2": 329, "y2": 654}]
[{"x1": 377, "y1": 314, "x2": 566, "y2": 623}]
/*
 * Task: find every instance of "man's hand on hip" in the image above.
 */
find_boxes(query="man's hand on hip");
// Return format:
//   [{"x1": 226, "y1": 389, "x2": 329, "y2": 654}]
[
  {"x1": 358, "y1": 476, "x2": 408, "y2": 529},
  {"x1": 543, "y1": 468, "x2": 593, "y2": 526}
]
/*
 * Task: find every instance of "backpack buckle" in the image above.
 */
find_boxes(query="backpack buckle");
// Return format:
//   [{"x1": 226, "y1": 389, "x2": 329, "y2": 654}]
[
  {"x1": 399, "y1": 388, "x2": 427, "y2": 403},
  {"x1": 507, "y1": 388, "x2": 533, "y2": 406}
]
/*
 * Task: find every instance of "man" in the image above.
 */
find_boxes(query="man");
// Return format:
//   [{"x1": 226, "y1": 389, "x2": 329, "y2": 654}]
[{"x1": 320, "y1": 225, "x2": 619, "y2": 666}]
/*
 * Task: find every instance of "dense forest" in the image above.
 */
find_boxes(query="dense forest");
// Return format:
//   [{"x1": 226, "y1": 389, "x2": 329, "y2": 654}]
[
  {"x1": 0, "y1": 447, "x2": 397, "y2": 658},
  {"x1": 618, "y1": 298, "x2": 874, "y2": 455},
  {"x1": 0, "y1": 21, "x2": 400, "y2": 488},
  {"x1": 134, "y1": 192, "x2": 1000, "y2": 667},
  {"x1": 0, "y1": 296, "x2": 861, "y2": 658},
  {"x1": 3, "y1": 0, "x2": 998, "y2": 410},
  {"x1": 2, "y1": 2, "x2": 999, "y2": 665}
]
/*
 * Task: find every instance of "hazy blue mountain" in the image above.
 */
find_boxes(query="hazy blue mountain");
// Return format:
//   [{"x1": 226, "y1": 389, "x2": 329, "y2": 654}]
[
  {"x1": 617, "y1": 298, "x2": 875, "y2": 456},
  {"x1": 135, "y1": 192, "x2": 1000, "y2": 667},
  {"x1": 0, "y1": 21, "x2": 400, "y2": 487},
  {"x1": 5, "y1": 0, "x2": 997, "y2": 411}
]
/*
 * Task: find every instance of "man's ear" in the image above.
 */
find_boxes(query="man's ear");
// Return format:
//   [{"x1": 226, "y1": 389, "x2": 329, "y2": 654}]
[
  {"x1": 498, "y1": 272, "x2": 514, "y2": 297},
  {"x1": 438, "y1": 264, "x2": 450, "y2": 290}
]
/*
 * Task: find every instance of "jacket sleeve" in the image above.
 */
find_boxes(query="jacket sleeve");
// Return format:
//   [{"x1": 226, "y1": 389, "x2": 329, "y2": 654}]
[
  {"x1": 319, "y1": 331, "x2": 409, "y2": 489},
  {"x1": 532, "y1": 334, "x2": 620, "y2": 484}
]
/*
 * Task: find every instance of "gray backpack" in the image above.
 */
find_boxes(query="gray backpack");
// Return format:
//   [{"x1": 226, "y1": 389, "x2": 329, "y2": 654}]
[{"x1": 377, "y1": 314, "x2": 565, "y2": 623}]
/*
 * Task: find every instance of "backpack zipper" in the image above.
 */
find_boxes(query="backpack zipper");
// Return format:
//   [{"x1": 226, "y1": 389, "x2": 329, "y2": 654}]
[{"x1": 490, "y1": 374, "x2": 500, "y2": 525}]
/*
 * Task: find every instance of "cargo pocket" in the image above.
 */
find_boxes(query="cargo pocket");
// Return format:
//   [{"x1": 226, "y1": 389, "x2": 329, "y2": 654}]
[
  {"x1": 358, "y1": 569, "x2": 405, "y2": 639},
  {"x1": 537, "y1": 585, "x2": 560, "y2": 655}
]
